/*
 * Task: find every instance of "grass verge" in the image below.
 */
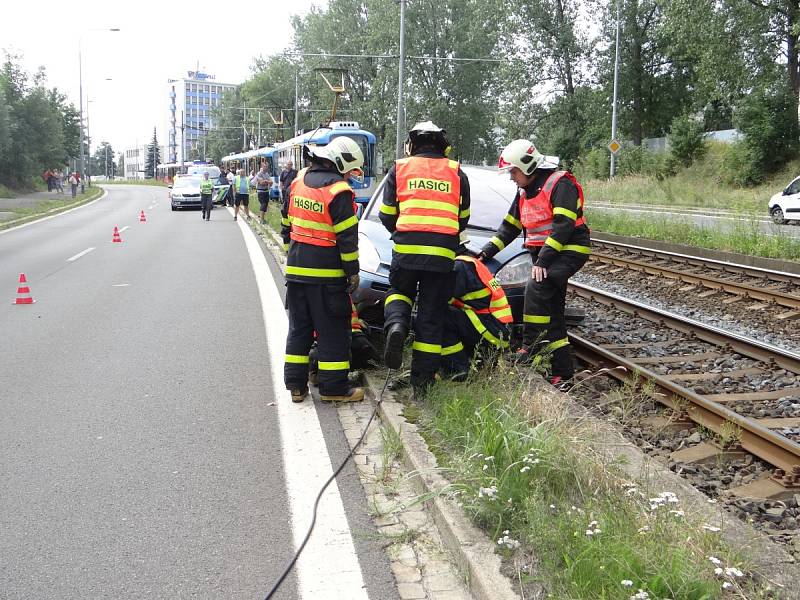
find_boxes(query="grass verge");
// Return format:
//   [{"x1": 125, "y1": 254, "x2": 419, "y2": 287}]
[
  {"x1": 100, "y1": 179, "x2": 168, "y2": 186},
  {"x1": 415, "y1": 366, "x2": 765, "y2": 599},
  {"x1": 590, "y1": 211, "x2": 800, "y2": 260},
  {"x1": 0, "y1": 186, "x2": 105, "y2": 231}
]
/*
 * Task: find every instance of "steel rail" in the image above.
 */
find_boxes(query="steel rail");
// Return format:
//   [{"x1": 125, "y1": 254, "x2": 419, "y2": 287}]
[
  {"x1": 568, "y1": 282, "x2": 800, "y2": 473},
  {"x1": 592, "y1": 239, "x2": 800, "y2": 285},
  {"x1": 590, "y1": 251, "x2": 800, "y2": 310}
]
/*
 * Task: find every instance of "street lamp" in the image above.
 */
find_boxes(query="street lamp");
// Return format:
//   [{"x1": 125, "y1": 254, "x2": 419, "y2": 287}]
[
  {"x1": 78, "y1": 28, "x2": 120, "y2": 184},
  {"x1": 84, "y1": 79, "x2": 112, "y2": 187}
]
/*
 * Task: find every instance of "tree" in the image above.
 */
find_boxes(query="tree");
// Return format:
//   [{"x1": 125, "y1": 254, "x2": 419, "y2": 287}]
[
  {"x1": 144, "y1": 127, "x2": 160, "y2": 179},
  {"x1": 117, "y1": 151, "x2": 125, "y2": 180},
  {"x1": 92, "y1": 142, "x2": 115, "y2": 178}
]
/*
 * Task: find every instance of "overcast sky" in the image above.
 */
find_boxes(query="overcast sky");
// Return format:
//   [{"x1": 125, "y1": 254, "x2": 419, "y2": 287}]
[{"x1": 2, "y1": 0, "x2": 323, "y2": 157}]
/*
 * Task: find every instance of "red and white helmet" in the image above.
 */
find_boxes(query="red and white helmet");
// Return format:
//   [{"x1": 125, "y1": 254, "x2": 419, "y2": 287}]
[{"x1": 497, "y1": 139, "x2": 559, "y2": 175}]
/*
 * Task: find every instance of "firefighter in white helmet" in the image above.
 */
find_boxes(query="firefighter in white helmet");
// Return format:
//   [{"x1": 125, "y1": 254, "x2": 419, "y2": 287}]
[
  {"x1": 281, "y1": 136, "x2": 365, "y2": 403},
  {"x1": 478, "y1": 139, "x2": 590, "y2": 386}
]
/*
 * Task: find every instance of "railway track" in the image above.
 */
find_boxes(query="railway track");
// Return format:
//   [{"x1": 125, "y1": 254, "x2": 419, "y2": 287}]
[
  {"x1": 568, "y1": 281, "x2": 800, "y2": 502},
  {"x1": 589, "y1": 239, "x2": 800, "y2": 313}
]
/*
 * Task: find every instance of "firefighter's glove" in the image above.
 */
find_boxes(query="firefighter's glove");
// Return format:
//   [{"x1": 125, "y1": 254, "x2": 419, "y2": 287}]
[{"x1": 346, "y1": 273, "x2": 360, "y2": 294}]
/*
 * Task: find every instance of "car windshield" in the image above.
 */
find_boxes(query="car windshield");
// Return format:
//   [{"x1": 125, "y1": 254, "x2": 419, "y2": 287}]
[
  {"x1": 364, "y1": 165, "x2": 516, "y2": 230},
  {"x1": 174, "y1": 177, "x2": 202, "y2": 189}
]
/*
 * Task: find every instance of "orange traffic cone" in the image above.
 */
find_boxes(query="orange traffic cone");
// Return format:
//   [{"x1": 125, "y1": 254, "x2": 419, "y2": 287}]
[
  {"x1": 13, "y1": 273, "x2": 35, "y2": 304},
  {"x1": 112, "y1": 226, "x2": 122, "y2": 243},
  {"x1": 139, "y1": 210, "x2": 147, "y2": 223}
]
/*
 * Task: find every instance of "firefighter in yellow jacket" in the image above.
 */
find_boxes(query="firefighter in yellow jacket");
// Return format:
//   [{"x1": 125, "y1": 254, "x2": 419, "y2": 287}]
[
  {"x1": 281, "y1": 137, "x2": 365, "y2": 403},
  {"x1": 479, "y1": 139, "x2": 591, "y2": 385},
  {"x1": 380, "y1": 121, "x2": 471, "y2": 395},
  {"x1": 440, "y1": 254, "x2": 513, "y2": 380}
]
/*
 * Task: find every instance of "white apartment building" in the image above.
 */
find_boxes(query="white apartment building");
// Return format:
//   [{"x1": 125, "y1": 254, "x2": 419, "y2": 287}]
[
  {"x1": 123, "y1": 144, "x2": 167, "y2": 179},
  {"x1": 167, "y1": 71, "x2": 238, "y2": 164}
]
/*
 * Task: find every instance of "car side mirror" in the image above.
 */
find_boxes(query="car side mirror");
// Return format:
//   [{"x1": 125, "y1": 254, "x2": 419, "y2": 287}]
[{"x1": 168, "y1": 184, "x2": 173, "y2": 189}]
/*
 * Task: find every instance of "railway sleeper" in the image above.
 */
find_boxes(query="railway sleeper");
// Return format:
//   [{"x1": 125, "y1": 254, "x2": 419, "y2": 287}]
[{"x1": 671, "y1": 440, "x2": 748, "y2": 466}]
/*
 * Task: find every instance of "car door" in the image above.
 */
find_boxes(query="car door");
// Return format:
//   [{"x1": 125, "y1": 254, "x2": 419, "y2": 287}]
[{"x1": 782, "y1": 177, "x2": 800, "y2": 219}]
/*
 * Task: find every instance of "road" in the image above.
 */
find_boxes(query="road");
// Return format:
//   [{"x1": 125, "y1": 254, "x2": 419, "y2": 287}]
[
  {"x1": 588, "y1": 201, "x2": 800, "y2": 239},
  {"x1": 0, "y1": 185, "x2": 399, "y2": 599}
]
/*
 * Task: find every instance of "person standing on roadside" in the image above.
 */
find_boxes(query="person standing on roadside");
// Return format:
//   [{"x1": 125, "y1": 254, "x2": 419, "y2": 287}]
[
  {"x1": 68, "y1": 172, "x2": 78, "y2": 198},
  {"x1": 233, "y1": 168, "x2": 251, "y2": 221},
  {"x1": 200, "y1": 171, "x2": 214, "y2": 221},
  {"x1": 280, "y1": 160, "x2": 298, "y2": 203},
  {"x1": 255, "y1": 163, "x2": 272, "y2": 224},
  {"x1": 380, "y1": 121, "x2": 471, "y2": 397},
  {"x1": 53, "y1": 169, "x2": 64, "y2": 194},
  {"x1": 479, "y1": 139, "x2": 591, "y2": 387},
  {"x1": 281, "y1": 137, "x2": 365, "y2": 404}
]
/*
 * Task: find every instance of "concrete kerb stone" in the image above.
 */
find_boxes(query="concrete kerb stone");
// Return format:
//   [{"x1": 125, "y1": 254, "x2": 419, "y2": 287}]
[{"x1": 362, "y1": 375, "x2": 522, "y2": 600}]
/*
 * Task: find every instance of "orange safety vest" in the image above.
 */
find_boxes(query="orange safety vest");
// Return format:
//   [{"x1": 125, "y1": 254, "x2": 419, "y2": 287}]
[
  {"x1": 288, "y1": 168, "x2": 354, "y2": 247},
  {"x1": 450, "y1": 256, "x2": 513, "y2": 324},
  {"x1": 519, "y1": 171, "x2": 586, "y2": 248},
  {"x1": 350, "y1": 300, "x2": 362, "y2": 333},
  {"x1": 395, "y1": 157, "x2": 461, "y2": 236}
]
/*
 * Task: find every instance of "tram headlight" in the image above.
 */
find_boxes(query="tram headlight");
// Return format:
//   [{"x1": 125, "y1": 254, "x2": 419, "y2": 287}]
[
  {"x1": 494, "y1": 254, "x2": 531, "y2": 288},
  {"x1": 358, "y1": 233, "x2": 382, "y2": 275}
]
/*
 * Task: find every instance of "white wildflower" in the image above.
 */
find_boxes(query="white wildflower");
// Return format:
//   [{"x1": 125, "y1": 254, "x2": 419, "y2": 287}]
[
  {"x1": 708, "y1": 556, "x2": 722, "y2": 566},
  {"x1": 478, "y1": 486, "x2": 498, "y2": 500},
  {"x1": 724, "y1": 567, "x2": 744, "y2": 578},
  {"x1": 497, "y1": 532, "x2": 520, "y2": 551},
  {"x1": 585, "y1": 529, "x2": 595, "y2": 536},
  {"x1": 629, "y1": 590, "x2": 650, "y2": 600},
  {"x1": 621, "y1": 579, "x2": 633, "y2": 588},
  {"x1": 520, "y1": 466, "x2": 531, "y2": 473},
  {"x1": 589, "y1": 520, "x2": 598, "y2": 527},
  {"x1": 714, "y1": 567, "x2": 723, "y2": 576},
  {"x1": 484, "y1": 455, "x2": 494, "y2": 462},
  {"x1": 483, "y1": 464, "x2": 489, "y2": 471},
  {"x1": 707, "y1": 498, "x2": 718, "y2": 504},
  {"x1": 702, "y1": 524, "x2": 721, "y2": 533},
  {"x1": 722, "y1": 581, "x2": 733, "y2": 590},
  {"x1": 637, "y1": 525, "x2": 650, "y2": 534},
  {"x1": 669, "y1": 510, "x2": 685, "y2": 518}
]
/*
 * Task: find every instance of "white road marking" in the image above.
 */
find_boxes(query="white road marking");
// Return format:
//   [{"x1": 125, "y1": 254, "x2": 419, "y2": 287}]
[
  {"x1": 112, "y1": 283, "x2": 130, "y2": 287},
  {"x1": 66, "y1": 247, "x2": 95, "y2": 262},
  {"x1": 237, "y1": 211, "x2": 369, "y2": 600},
  {"x1": 119, "y1": 225, "x2": 130, "y2": 232}
]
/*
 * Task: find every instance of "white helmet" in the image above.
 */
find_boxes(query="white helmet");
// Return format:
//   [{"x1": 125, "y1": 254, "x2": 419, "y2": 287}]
[
  {"x1": 497, "y1": 139, "x2": 559, "y2": 175},
  {"x1": 307, "y1": 136, "x2": 364, "y2": 174},
  {"x1": 406, "y1": 120, "x2": 450, "y2": 156}
]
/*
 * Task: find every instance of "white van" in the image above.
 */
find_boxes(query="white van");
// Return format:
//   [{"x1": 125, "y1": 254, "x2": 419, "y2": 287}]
[{"x1": 769, "y1": 176, "x2": 800, "y2": 224}]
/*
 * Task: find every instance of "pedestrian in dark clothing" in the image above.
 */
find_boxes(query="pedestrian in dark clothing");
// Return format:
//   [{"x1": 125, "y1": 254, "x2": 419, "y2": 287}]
[
  {"x1": 68, "y1": 172, "x2": 78, "y2": 198},
  {"x1": 280, "y1": 161, "x2": 298, "y2": 203},
  {"x1": 200, "y1": 172, "x2": 214, "y2": 220},
  {"x1": 255, "y1": 163, "x2": 272, "y2": 224}
]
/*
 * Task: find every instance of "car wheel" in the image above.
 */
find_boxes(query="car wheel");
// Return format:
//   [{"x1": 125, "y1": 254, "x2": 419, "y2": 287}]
[
  {"x1": 771, "y1": 206, "x2": 787, "y2": 224},
  {"x1": 171, "y1": 204, "x2": 176, "y2": 211}
]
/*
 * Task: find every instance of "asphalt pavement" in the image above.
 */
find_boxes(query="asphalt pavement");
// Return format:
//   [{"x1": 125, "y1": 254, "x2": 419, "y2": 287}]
[{"x1": 0, "y1": 185, "x2": 398, "y2": 599}]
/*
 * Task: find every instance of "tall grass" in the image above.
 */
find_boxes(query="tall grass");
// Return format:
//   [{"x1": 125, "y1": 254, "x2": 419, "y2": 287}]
[
  {"x1": 421, "y1": 368, "x2": 758, "y2": 599},
  {"x1": 589, "y1": 211, "x2": 800, "y2": 260},
  {"x1": 584, "y1": 142, "x2": 800, "y2": 214}
]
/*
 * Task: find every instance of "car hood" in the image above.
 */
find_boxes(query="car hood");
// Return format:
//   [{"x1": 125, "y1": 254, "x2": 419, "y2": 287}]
[{"x1": 358, "y1": 218, "x2": 527, "y2": 276}]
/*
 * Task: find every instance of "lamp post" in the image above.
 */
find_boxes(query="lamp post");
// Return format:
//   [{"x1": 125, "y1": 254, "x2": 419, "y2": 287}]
[
  {"x1": 610, "y1": 0, "x2": 621, "y2": 178},
  {"x1": 395, "y1": 0, "x2": 407, "y2": 160},
  {"x1": 78, "y1": 28, "x2": 120, "y2": 184}
]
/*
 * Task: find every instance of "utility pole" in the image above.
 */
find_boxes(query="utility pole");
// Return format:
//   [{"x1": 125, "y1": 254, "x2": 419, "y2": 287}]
[
  {"x1": 610, "y1": 0, "x2": 621, "y2": 178},
  {"x1": 294, "y1": 71, "x2": 299, "y2": 134},
  {"x1": 243, "y1": 106, "x2": 247, "y2": 151},
  {"x1": 179, "y1": 110, "x2": 185, "y2": 174},
  {"x1": 395, "y1": 0, "x2": 407, "y2": 159},
  {"x1": 105, "y1": 144, "x2": 108, "y2": 179}
]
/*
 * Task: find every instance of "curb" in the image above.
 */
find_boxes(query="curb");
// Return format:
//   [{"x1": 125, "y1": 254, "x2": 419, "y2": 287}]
[{"x1": 362, "y1": 373, "x2": 523, "y2": 600}]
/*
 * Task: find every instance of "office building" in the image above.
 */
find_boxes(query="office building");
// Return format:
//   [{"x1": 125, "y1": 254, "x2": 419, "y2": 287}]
[
  {"x1": 123, "y1": 144, "x2": 167, "y2": 179},
  {"x1": 167, "y1": 71, "x2": 238, "y2": 164}
]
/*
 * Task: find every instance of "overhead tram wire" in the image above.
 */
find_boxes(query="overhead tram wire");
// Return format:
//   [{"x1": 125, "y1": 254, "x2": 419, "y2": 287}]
[{"x1": 282, "y1": 51, "x2": 503, "y2": 63}]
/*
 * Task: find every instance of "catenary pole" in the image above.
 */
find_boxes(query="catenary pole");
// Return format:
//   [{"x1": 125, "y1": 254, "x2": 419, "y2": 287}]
[
  {"x1": 395, "y1": 0, "x2": 407, "y2": 159},
  {"x1": 610, "y1": 0, "x2": 621, "y2": 178},
  {"x1": 294, "y1": 71, "x2": 299, "y2": 134}
]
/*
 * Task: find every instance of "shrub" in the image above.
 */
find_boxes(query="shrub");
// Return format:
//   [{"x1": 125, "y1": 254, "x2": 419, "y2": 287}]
[
  {"x1": 721, "y1": 141, "x2": 762, "y2": 186},
  {"x1": 575, "y1": 147, "x2": 609, "y2": 180},
  {"x1": 668, "y1": 114, "x2": 707, "y2": 166}
]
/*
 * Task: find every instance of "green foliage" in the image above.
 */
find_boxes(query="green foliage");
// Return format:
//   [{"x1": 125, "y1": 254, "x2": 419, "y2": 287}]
[
  {"x1": 144, "y1": 128, "x2": 160, "y2": 179},
  {"x1": 0, "y1": 52, "x2": 80, "y2": 190},
  {"x1": 668, "y1": 115, "x2": 707, "y2": 166},
  {"x1": 91, "y1": 142, "x2": 115, "y2": 178},
  {"x1": 575, "y1": 147, "x2": 610, "y2": 180},
  {"x1": 723, "y1": 84, "x2": 800, "y2": 186}
]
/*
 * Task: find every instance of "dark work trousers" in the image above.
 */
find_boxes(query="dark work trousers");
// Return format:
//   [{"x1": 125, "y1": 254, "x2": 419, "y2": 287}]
[
  {"x1": 523, "y1": 252, "x2": 588, "y2": 378},
  {"x1": 384, "y1": 266, "x2": 455, "y2": 387},
  {"x1": 440, "y1": 307, "x2": 509, "y2": 375},
  {"x1": 201, "y1": 194, "x2": 213, "y2": 218},
  {"x1": 284, "y1": 282, "x2": 352, "y2": 396}
]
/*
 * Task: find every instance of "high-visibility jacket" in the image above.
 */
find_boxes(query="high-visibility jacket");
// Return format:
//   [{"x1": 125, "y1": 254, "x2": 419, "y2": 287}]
[
  {"x1": 199, "y1": 179, "x2": 214, "y2": 194},
  {"x1": 449, "y1": 256, "x2": 513, "y2": 323},
  {"x1": 395, "y1": 157, "x2": 461, "y2": 236},
  {"x1": 234, "y1": 174, "x2": 249, "y2": 194},
  {"x1": 288, "y1": 168, "x2": 353, "y2": 247},
  {"x1": 520, "y1": 171, "x2": 586, "y2": 248}
]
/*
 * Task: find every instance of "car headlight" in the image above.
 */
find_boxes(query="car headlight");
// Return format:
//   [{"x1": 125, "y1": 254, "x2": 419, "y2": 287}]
[
  {"x1": 358, "y1": 232, "x2": 382, "y2": 275},
  {"x1": 171, "y1": 194, "x2": 182, "y2": 199},
  {"x1": 494, "y1": 254, "x2": 531, "y2": 288}
]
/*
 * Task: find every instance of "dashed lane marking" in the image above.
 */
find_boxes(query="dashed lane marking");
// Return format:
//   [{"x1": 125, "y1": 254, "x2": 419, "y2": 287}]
[
  {"x1": 237, "y1": 209, "x2": 369, "y2": 600},
  {"x1": 66, "y1": 247, "x2": 95, "y2": 262},
  {"x1": 119, "y1": 225, "x2": 130, "y2": 232},
  {"x1": 111, "y1": 283, "x2": 130, "y2": 287}
]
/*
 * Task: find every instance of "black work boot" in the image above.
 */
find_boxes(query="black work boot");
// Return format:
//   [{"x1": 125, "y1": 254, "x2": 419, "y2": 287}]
[
  {"x1": 290, "y1": 387, "x2": 309, "y2": 403},
  {"x1": 383, "y1": 323, "x2": 407, "y2": 370}
]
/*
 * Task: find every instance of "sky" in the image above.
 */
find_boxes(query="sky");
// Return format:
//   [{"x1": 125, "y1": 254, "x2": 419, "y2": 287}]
[{"x1": 2, "y1": 0, "x2": 323, "y2": 157}]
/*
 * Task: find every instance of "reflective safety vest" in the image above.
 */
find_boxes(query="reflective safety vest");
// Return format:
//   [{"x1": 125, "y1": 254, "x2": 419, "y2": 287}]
[
  {"x1": 288, "y1": 168, "x2": 354, "y2": 247},
  {"x1": 519, "y1": 171, "x2": 586, "y2": 248},
  {"x1": 199, "y1": 179, "x2": 214, "y2": 194},
  {"x1": 234, "y1": 175, "x2": 249, "y2": 194},
  {"x1": 450, "y1": 256, "x2": 513, "y2": 324},
  {"x1": 395, "y1": 156, "x2": 461, "y2": 236},
  {"x1": 350, "y1": 300, "x2": 362, "y2": 333}
]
